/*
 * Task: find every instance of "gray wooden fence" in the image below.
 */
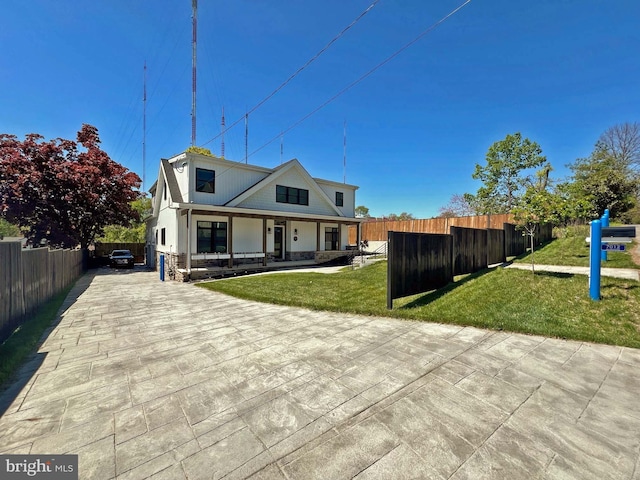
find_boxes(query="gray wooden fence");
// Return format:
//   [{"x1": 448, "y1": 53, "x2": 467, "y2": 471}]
[{"x1": 0, "y1": 243, "x2": 84, "y2": 343}]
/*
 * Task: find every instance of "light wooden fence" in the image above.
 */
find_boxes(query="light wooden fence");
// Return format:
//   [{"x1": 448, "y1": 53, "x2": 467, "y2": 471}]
[
  {"x1": 0, "y1": 243, "x2": 84, "y2": 343},
  {"x1": 349, "y1": 214, "x2": 515, "y2": 244}
]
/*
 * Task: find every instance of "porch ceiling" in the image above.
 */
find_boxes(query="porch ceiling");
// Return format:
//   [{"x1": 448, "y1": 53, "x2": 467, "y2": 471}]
[{"x1": 178, "y1": 205, "x2": 363, "y2": 224}]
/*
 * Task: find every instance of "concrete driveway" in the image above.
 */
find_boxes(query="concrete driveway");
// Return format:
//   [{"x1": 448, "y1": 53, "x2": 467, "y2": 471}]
[{"x1": 1, "y1": 269, "x2": 639, "y2": 479}]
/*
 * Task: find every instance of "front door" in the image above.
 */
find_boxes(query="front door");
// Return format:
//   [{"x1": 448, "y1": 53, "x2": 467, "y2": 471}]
[
  {"x1": 274, "y1": 226, "x2": 284, "y2": 259},
  {"x1": 325, "y1": 227, "x2": 338, "y2": 251}
]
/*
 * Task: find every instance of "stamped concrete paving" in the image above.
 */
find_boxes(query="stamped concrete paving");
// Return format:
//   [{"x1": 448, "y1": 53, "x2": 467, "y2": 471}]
[{"x1": 1, "y1": 269, "x2": 640, "y2": 479}]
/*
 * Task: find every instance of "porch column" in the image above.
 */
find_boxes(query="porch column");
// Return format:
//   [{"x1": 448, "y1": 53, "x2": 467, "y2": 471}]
[
  {"x1": 228, "y1": 216, "x2": 234, "y2": 268},
  {"x1": 262, "y1": 218, "x2": 267, "y2": 266},
  {"x1": 186, "y1": 209, "x2": 192, "y2": 273},
  {"x1": 338, "y1": 223, "x2": 342, "y2": 250},
  {"x1": 316, "y1": 222, "x2": 321, "y2": 251}
]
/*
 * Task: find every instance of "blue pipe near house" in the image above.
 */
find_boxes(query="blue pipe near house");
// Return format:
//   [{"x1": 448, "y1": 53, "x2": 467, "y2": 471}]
[
  {"x1": 160, "y1": 254, "x2": 165, "y2": 282},
  {"x1": 589, "y1": 220, "x2": 601, "y2": 301}
]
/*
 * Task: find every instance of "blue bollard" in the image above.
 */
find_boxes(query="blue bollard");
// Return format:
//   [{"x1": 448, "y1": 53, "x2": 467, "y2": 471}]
[
  {"x1": 589, "y1": 220, "x2": 601, "y2": 301},
  {"x1": 601, "y1": 209, "x2": 610, "y2": 262},
  {"x1": 160, "y1": 254, "x2": 165, "y2": 282}
]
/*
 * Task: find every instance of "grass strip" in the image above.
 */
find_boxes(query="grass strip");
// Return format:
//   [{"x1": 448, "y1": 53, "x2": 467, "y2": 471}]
[
  {"x1": 197, "y1": 261, "x2": 640, "y2": 348},
  {"x1": 514, "y1": 228, "x2": 638, "y2": 269},
  {"x1": 0, "y1": 284, "x2": 73, "y2": 388}
]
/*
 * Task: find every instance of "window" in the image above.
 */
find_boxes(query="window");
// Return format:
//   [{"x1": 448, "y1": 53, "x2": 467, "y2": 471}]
[
  {"x1": 163, "y1": 181, "x2": 167, "y2": 200},
  {"x1": 276, "y1": 185, "x2": 309, "y2": 205},
  {"x1": 197, "y1": 221, "x2": 227, "y2": 253},
  {"x1": 160, "y1": 228, "x2": 166, "y2": 246},
  {"x1": 335, "y1": 192, "x2": 344, "y2": 207},
  {"x1": 196, "y1": 168, "x2": 215, "y2": 193}
]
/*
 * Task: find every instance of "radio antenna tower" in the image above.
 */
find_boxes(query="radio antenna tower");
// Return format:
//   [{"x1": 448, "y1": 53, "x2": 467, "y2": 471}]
[
  {"x1": 191, "y1": 0, "x2": 198, "y2": 146},
  {"x1": 221, "y1": 107, "x2": 225, "y2": 158},
  {"x1": 143, "y1": 61, "x2": 147, "y2": 190},
  {"x1": 244, "y1": 113, "x2": 249, "y2": 164},
  {"x1": 343, "y1": 119, "x2": 347, "y2": 183}
]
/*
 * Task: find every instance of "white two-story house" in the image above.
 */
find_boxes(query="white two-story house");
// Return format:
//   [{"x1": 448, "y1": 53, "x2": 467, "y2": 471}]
[{"x1": 146, "y1": 152, "x2": 362, "y2": 280}]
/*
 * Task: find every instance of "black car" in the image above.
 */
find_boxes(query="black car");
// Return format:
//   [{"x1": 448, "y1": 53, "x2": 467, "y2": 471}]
[{"x1": 109, "y1": 249, "x2": 135, "y2": 269}]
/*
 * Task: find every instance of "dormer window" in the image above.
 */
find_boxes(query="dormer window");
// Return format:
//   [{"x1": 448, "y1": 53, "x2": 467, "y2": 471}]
[
  {"x1": 335, "y1": 192, "x2": 344, "y2": 207},
  {"x1": 196, "y1": 168, "x2": 215, "y2": 193}
]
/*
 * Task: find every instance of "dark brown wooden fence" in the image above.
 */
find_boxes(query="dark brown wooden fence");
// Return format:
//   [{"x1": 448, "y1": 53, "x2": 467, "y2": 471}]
[
  {"x1": 0, "y1": 243, "x2": 84, "y2": 343},
  {"x1": 387, "y1": 231, "x2": 453, "y2": 309},
  {"x1": 386, "y1": 221, "x2": 552, "y2": 308},
  {"x1": 487, "y1": 228, "x2": 506, "y2": 265},
  {"x1": 451, "y1": 226, "x2": 488, "y2": 276}
]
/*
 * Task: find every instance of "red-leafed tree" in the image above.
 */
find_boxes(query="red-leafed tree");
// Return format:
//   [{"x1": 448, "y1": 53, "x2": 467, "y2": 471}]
[{"x1": 0, "y1": 124, "x2": 141, "y2": 248}]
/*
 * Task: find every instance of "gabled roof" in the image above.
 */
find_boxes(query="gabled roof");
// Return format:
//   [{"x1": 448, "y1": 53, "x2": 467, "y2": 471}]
[
  {"x1": 161, "y1": 159, "x2": 183, "y2": 203},
  {"x1": 150, "y1": 159, "x2": 183, "y2": 217},
  {"x1": 224, "y1": 158, "x2": 344, "y2": 216}
]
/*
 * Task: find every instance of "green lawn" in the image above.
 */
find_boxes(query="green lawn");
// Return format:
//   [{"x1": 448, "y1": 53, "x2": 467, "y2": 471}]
[
  {"x1": 515, "y1": 226, "x2": 638, "y2": 269},
  {"x1": 198, "y1": 261, "x2": 640, "y2": 348},
  {"x1": 0, "y1": 285, "x2": 73, "y2": 389}
]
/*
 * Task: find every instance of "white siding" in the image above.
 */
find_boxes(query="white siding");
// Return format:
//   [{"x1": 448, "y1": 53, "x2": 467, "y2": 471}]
[
  {"x1": 316, "y1": 182, "x2": 356, "y2": 217},
  {"x1": 289, "y1": 221, "x2": 317, "y2": 252},
  {"x1": 155, "y1": 208, "x2": 180, "y2": 253},
  {"x1": 232, "y1": 217, "x2": 263, "y2": 253},
  {"x1": 185, "y1": 155, "x2": 269, "y2": 206},
  {"x1": 237, "y1": 169, "x2": 337, "y2": 216}
]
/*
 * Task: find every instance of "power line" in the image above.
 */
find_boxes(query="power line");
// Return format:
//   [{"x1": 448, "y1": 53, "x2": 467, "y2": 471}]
[
  {"x1": 199, "y1": 0, "x2": 380, "y2": 148},
  {"x1": 248, "y1": 0, "x2": 473, "y2": 159}
]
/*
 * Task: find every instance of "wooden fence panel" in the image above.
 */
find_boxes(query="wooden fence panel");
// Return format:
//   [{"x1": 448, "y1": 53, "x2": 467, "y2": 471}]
[
  {"x1": 387, "y1": 231, "x2": 453, "y2": 307},
  {"x1": 0, "y1": 246, "x2": 84, "y2": 344},
  {"x1": 450, "y1": 226, "x2": 488, "y2": 276},
  {"x1": 504, "y1": 223, "x2": 526, "y2": 257},
  {"x1": 487, "y1": 228, "x2": 506, "y2": 265},
  {"x1": 361, "y1": 214, "x2": 516, "y2": 242},
  {"x1": 0, "y1": 242, "x2": 24, "y2": 341},
  {"x1": 22, "y1": 248, "x2": 51, "y2": 322}
]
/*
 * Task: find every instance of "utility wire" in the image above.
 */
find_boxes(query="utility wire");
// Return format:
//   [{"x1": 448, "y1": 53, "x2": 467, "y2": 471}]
[
  {"x1": 199, "y1": 0, "x2": 380, "y2": 148},
  {"x1": 248, "y1": 0, "x2": 472, "y2": 158}
]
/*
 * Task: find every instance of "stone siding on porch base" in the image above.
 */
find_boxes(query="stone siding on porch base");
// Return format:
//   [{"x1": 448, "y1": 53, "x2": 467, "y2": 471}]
[{"x1": 315, "y1": 250, "x2": 351, "y2": 264}]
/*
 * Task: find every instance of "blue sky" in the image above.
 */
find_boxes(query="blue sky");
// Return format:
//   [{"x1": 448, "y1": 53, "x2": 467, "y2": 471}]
[{"x1": 2, "y1": 0, "x2": 638, "y2": 218}]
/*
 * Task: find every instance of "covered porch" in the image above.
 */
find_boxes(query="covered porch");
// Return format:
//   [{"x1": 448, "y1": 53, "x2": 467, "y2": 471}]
[{"x1": 165, "y1": 206, "x2": 361, "y2": 281}]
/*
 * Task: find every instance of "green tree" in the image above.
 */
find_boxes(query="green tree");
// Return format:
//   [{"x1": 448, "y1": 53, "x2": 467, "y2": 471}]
[
  {"x1": 470, "y1": 133, "x2": 549, "y2": 214},
  {"x1": 563, "y1": 144, "x2": 638, "y2": 221},
  {"x1": 0, "y1": 218, "x2": 20, "y2": 239},
  {"x1": 355, "y1": 205, "x2": 370, "y2": 218},
  {"x1": 97, "y1": 197, "x2": 152, "y2": 243},
  {"x1": 385, "y1": 212, "x2": 414, "y2": 221},
  {"x1": 186, "y1": 146, "x2": 214, "y2": 157},
  {"x1": 512, "y1": 188, "x2": 565, "y2": 273}
]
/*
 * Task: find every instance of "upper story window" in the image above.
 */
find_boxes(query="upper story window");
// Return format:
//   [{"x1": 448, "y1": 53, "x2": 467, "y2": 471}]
[
  {"x1": 335, "y1": 192, "x2": 344, "y2": 207},
  {"x1": 276, "y1": 185, "x2": 309, "y2": 206},
  {"x1": 196, "y1": 168, "x2": 215, "y2": 193}
]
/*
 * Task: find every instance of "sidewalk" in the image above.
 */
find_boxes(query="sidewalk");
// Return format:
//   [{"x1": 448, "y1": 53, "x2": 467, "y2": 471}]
[{"x1": 506, "y1": 263, "x2": 640, "y2": 281}]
